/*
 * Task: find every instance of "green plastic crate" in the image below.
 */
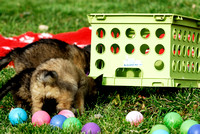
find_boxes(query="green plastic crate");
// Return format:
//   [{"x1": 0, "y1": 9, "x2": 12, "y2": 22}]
[{"x1": 87, "y1": 13, "x2": 200, "y2": 88}]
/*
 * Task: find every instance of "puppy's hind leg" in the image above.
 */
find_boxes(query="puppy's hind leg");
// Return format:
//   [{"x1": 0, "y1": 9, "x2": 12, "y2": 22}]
[
  {"x1": 74, "y1": 90, "x2": 85, "y2": 115},
  {"x1": 74, "y1": 78, "x2": 88, "y2": 114}
]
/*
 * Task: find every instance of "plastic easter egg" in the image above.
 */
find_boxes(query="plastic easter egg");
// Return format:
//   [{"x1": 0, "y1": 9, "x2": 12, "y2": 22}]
[
  {"x1": 50, "y1": 115, "x2": 67, "y2": 129},
  {"x1": 180, "y1": 120, "x2": 198, "y2": 134},
  {"x1": 152, "y1": 129, "x2": 169, "y2": 134},
  {"x1": 58, "y1": 110, "x2": 75, "y2": 118},
  {"x1": 188, "y1": 124, "x2": 200, "y2": 134},
  {"x1": 32, "y1": 110, "x2": 51, "y2": 126},
  {"x1": 149, "y1": 124, "x2": 170, "y2": 134},
  {"x1": 125, "y1": 111, "x2": 144, "y2": 126},
  {"x1": 163, "y1": 112, "x2": 183, "y2": 129},
  {"x1": 8, "y1": 108, "x2": 28, "y2": 125},
  {"x1": 62, "y1": 117, "x2": 82, "y2": 131},
  {"x1": 81, "y1": 122, "x2": 101, "y2": 134}
]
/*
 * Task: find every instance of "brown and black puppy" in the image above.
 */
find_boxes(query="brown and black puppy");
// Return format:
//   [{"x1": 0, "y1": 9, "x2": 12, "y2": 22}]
[
  {"x1": 0, "y1": 39, "x2": 90, "y2": 74},
  {"x1": 0, "y1": 39, "x2": 91, "y2": 108},
  {"x1": 30, "y1": 58, "x2": 102, "y2": 114},
  {"x1": 0, "y1": 58, "x2": 102, "y2": 114}
]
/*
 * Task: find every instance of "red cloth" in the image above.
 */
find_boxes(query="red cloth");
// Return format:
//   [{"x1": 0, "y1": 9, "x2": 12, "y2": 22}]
[{"x1": 0, "y1": 27, "x2": 91, "y2": 57}]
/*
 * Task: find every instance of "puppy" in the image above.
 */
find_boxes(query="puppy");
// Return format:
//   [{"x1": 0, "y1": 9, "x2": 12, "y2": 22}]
[
  {"x1": 0, "y1": 39, "x2": 90, "y2": 74},
  {"x1": 30, "y1": 58, "x2": 102, "y2": 114},
  {"x1": 0, "y1": 39, "x2": 91, "y2": 108},
  {"x1": 0, "y1": 58, "x2": 102, "y2": 114}
]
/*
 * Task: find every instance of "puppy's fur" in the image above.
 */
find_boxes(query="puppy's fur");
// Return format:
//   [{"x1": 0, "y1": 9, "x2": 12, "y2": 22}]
[
  {"x1": 0, "y1": 58, "x2": 102, "y2": 114},
  {"x1": 0, "y1": 68, "x2": 34, "y2": 108},
  {"x1": 0, "y1": 39, "x2": 90, "y2": 74},
  {"x1": 0, "y1": 39, "x2": 92, "y2": 109},
  {"x1": 30, "y1": 58, "x2": 101, "y2": 114}
]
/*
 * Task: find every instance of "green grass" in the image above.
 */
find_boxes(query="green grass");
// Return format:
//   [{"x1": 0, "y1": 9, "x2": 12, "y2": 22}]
[{"x1": 0, "y1": 0, "x2": 200, "y2": 133}]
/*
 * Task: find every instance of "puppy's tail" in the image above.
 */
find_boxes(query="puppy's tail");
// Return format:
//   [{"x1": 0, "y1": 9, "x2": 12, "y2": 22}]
[
  {"x1": 0, "y1": 51, "x2": 14, "y2": 70},
  {"x1": 0, "y1": 76, "x2": 20, "y2": 100},
  {"x1": 0, "y1": 68, "x2": 34, "y2": 100},
  {"x1": 0, "y1": 80, "x2": 18, "y2": 100}
]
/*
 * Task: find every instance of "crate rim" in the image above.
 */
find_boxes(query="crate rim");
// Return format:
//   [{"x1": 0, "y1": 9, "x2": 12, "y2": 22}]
[{"x1": 88, "y1": 13, "x2": 200, "y2": 20}]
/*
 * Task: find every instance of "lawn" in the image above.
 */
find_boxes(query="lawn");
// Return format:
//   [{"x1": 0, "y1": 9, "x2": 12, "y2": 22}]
[{"x1": 0, "y1": 0, "x2": 200, "y2": 133}]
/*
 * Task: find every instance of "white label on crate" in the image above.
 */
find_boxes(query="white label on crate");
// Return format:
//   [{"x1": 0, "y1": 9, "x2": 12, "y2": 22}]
[{"x1": 123, "y1": 56, "x2": 142, "y2": 67}]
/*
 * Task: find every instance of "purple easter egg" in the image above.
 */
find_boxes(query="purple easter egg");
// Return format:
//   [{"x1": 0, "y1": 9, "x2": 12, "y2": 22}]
[{"x1": 82, "y1": 122, "x2": 101, "y2": 134}]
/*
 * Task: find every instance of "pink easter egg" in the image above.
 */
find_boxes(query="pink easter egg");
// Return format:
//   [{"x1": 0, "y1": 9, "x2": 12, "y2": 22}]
[
  {"x1": 58, "y1": 110, "x2": 75, "y2": 118},
  {"x1": 32, "y1": 110, "x2": 51, "y2": 126}
]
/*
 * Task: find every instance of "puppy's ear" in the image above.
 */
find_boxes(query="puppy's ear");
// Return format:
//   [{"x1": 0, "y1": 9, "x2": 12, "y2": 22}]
[
  {"x1": 87, "y1": 74, "x2": 103, "y2": 97},
  {"x1": 83, "y1": 45, "x2": 91, "y2": 53},
  {"x1": 37, "y1": 70, "x2": 58, "y2": 84},
  {"x1": 94, "y1": 74, "x2": 103, "y2": 86}
]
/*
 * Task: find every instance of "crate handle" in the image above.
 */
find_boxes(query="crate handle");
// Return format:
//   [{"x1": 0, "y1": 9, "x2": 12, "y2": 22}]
[
  {"x1": 174, "y1": 16, "x2": 183, "y2": 21},
  {"x1": 196, "y1": 21, "x2": 200, "y2": 27},
  {"x1": 154, "y1": 15, "x2": 166, "y2": 21},
  {"x1": 95, "y1": 15, "x2": 106, "y2": 20}
]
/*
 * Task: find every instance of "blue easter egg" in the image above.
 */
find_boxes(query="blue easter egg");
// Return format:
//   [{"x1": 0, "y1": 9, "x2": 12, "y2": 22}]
[
  {"x1": 188, "y1": 124, "x2": 200, "y2": 134},
  {"x1": 50, "y1": 115, "x2": 67, "y2": 129},
  {"x1": 8, "y1": 108, "x2": 28, "y2": 125},
  {"x1": 152, "y1": 129, "x2": 169, "y2": 134}
]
